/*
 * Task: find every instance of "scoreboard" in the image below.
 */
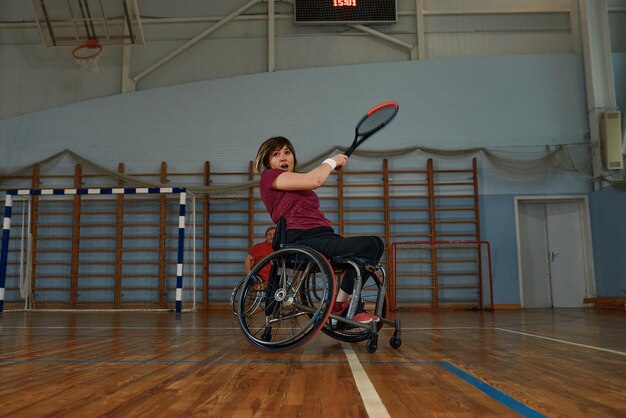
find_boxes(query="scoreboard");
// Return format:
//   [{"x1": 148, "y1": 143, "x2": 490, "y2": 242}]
[{"x1": 294, "y1": 0, "x2": 397, "y2": 24}]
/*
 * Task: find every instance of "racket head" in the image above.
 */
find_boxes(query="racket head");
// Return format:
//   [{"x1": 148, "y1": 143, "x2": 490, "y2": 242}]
[{"x1": 355, "y1": 101, "x2": 399, "y2": 136}]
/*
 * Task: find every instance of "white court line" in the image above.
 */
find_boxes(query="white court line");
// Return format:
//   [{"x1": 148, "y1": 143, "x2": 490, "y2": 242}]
[
  {"x1": 399, "y1": 326, "x2": 626, "y2": 356},
  {"x1": 342, "y1": 343, "x2": 391, "y2": 418},
  {"x1": 495, "y1": 327, "x2": 626, "y2": 356},
  {"x1": 5, "y1": 324, "x2": 625, "y2": 357}
]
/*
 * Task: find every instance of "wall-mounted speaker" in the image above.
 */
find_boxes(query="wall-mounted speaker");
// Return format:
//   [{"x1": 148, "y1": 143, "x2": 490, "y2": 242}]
[{"x1": 600, "y1": 111, "x2": 623, "y2": 170}]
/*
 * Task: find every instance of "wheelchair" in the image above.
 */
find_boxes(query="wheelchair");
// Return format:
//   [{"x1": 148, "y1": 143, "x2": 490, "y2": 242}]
[{"x1": 232, "y1": 245, "x2": 402, "y2": 353}]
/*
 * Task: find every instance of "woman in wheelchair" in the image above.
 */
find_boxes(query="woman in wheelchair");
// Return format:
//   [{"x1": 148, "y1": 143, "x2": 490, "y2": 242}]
[{"x1": 255, "y1": 136, "x2": 385, "y2": 324}]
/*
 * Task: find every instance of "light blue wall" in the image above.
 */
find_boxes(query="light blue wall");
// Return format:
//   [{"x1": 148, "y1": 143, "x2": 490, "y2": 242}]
[
  {"x1": 479, "y1": 195, "x2": 520, "y2": 304},
  {"x1": 1, "y1": 54, "x2": 589, "y2": 182},
  {"x1": 590, "y1": 52, "x2": 626, "y2": 297},
  {"x1": 2, "y1": 53, "x2": 613, "y2": 305}
]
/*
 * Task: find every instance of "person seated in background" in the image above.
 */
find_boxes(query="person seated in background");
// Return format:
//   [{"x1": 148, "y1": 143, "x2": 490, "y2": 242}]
[{"x1": 244, "y1": 226, "x2": 276, "y2": 288}]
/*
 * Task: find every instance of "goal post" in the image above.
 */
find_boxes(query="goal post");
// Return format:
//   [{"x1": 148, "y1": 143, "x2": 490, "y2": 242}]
[
  {"x1": 389, "y1": 240, "x2": 494, "y2": 311},
  {"x1": 0, "y1": 187, "x2": 193, "y2": 313}
]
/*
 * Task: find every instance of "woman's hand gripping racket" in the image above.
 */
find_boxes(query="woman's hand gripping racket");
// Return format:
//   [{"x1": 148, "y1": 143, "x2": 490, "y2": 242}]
[{"x1": 345, "y1": 101, "x2": 399, "y2": 157}]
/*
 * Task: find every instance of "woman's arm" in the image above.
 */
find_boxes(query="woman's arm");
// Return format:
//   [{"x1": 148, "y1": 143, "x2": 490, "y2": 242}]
[
  {"x1": 244, "y1": 254, "x2": 255, "y2": 273},
  {"x1": 273, "y1": 154, "x2": 348, "y2": 191}
]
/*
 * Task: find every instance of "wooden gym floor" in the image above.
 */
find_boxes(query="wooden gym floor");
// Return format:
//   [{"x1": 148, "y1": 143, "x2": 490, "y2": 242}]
[{"x1": 0, "y1": 309, "x2": 624, "y2": 417}]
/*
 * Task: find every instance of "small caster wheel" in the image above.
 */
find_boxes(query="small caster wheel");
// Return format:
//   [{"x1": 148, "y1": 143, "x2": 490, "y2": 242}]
[
  {"x1": 366, "y1": 335, "x2": 378, "y2": 353},
  {"x1": 390, "y1": 331, "x2": 402, "y2": 349},
  {"x1": 261, "y1": 327, "x2": 272, "y2": 342}
]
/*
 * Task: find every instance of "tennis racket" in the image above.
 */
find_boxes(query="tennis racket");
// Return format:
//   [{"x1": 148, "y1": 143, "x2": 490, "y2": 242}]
[{"x1": 345, "y1": 101, "x2": 399, "y2": 157}]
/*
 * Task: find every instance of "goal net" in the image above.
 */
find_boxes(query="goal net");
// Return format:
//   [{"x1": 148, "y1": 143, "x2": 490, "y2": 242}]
[
  {"x1": 0, "y1": 187, "x2": 198, "y2": 312},
  {"x1": 390, "y1": 240, "x2": 493, "y2": 310}
]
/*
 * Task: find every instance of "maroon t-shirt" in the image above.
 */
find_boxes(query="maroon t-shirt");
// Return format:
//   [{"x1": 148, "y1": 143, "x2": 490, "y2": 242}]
[{"x1": 260, "y1": 168, "x2": 332, "y2": 230}]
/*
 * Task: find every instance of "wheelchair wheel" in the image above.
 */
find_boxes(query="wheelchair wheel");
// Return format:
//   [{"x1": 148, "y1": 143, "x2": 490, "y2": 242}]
[
  {"x1": 237, "y1": 247, "x2": 336, "y2": 352},
  {"x1": 321, "y1": 270, "x2": 389, "y2": 343},
  {"x1": 230, "y1": 274, "x2": 265, "y2": 317}
]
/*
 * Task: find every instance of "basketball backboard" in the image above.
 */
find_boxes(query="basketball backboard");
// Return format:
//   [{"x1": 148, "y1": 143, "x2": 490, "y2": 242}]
[{"x1": 29, "y1": 0, "x2": 144, "y2": 47}]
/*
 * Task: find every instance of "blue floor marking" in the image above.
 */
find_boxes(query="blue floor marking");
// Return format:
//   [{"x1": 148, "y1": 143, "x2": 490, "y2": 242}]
[{"x1": 439, "y1": 362, "x2": 547, "y2": 418}]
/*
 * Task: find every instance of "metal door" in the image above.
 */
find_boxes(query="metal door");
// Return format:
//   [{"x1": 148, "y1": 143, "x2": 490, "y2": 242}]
[{"x1": 518, "y1": 200, "x2": 589, "y2": 308}]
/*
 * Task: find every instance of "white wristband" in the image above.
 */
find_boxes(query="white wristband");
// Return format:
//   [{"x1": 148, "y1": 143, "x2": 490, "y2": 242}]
[{"x1": 322, "y1": 158, "x2": 337, "y2": 170}]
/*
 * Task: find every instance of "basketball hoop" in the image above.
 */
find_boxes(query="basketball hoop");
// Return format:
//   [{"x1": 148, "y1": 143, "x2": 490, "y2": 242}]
[{"x1": 72, "y1": 38, "x2": 102, "y2": 73}]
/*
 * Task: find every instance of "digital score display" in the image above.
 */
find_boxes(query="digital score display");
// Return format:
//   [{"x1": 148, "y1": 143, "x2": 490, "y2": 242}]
[{"x1": 294, "y1": 0, "x2": 397, "y2": 24}]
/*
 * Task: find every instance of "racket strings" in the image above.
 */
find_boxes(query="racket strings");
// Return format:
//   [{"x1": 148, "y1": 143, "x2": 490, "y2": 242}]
[{"x1": 357, "y1": 106, "x2": 398, "y2": 135}]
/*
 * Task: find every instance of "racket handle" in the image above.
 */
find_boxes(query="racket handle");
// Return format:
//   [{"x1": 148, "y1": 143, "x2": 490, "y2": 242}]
[{"x1": 345, "y1": 146, "x2": 355, "y2": 157}]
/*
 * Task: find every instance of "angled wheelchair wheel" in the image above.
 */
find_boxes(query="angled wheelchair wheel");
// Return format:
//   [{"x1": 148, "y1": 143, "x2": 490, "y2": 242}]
[
  {"x1": 237, "y1": 247, "x2": 336, "y2": 352},
  {"x1": 322, "y1": 269, "x2": 389, "y2": 343},
  {"x1": 230, "y1": 275, "x2": 265, "y2": 317}
]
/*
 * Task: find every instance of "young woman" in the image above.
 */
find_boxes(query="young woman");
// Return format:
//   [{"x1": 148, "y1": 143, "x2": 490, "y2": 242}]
[{"x1": 255, "y1": 136, "x2": 384, "y2": 323}]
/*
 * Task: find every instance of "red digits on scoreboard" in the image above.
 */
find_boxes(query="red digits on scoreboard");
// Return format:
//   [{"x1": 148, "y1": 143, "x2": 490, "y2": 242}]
[{"x1": 333, "y1": 0, "x2": 357, "y2": 6}]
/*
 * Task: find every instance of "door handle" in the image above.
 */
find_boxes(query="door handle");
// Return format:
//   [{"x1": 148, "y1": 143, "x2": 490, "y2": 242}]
[{"x1": 549, "y1": 251, "x2": 559, "y2": 262}]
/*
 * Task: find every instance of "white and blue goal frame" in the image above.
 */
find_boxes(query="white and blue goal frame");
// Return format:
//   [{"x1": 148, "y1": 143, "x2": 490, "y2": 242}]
[{"x1": 0, "y1": 187, "x2": 188, "y2": 313}]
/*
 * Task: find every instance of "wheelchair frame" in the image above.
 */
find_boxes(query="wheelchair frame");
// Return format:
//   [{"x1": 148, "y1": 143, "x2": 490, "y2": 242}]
[{"x1": 232, "y1": 245, "x2": 402, "y2": 353}]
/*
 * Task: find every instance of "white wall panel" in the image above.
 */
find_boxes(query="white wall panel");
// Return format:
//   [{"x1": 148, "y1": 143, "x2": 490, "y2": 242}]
[
  {"x1": 0, "y1": 45, "x2": 122, "y2": 117},
  {"x1": 426, "y1": 32, "x2": 573, "y2": 58}
]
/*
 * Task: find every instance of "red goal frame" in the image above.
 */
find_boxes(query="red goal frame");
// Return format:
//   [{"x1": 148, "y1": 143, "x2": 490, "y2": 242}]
[{"x1": 389, "y1": 240, "x2": 494, "y2": 311}]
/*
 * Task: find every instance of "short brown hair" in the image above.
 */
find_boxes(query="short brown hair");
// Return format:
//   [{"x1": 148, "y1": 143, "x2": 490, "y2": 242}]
[
  {"x1": 265, "y1": 226, "x2": 276, "y2": 236},
  {"x1": 255, "y1": 136, "x2": 298, "y2": 173}
]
